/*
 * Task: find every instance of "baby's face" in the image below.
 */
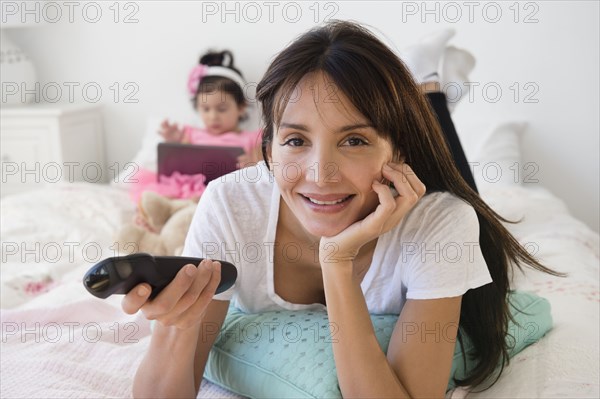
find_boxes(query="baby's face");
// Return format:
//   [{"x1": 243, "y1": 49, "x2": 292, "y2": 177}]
[
  {"x1": 268, "y1": 72, "x2": 395, "y2": 240},
  {"x1": 196, "y1": 91, "x2": 245, "y2": 135}
]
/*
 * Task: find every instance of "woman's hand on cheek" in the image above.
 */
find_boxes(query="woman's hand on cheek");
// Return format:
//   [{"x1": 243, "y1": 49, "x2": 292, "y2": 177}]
[{"x1": 319, "y1": 162, "x2": 426, "y2": 267}]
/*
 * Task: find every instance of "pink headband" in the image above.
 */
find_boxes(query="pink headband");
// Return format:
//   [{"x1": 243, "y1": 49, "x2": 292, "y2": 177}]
[{"x1": 187, "y1": 65, "x2": 246, "y2": 97}]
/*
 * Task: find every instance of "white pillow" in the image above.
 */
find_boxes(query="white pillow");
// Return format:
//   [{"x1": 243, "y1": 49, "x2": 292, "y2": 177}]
[
  {"x1": 110, "y1": 117, "x2": 165, "y2": 191},
  {"x1": 467, "y1": 121, "x2": 527, "y2": 190},
  {"x1": 132, "y1": 117, "x2": 165, "y2": 168}
]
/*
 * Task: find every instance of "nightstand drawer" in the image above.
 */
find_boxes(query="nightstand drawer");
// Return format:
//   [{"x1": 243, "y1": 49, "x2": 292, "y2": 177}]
[
  {"x1": 1, "y1": 126, "x2": 57, "y2": 193},
  {"x1": 1, "y1": 127, "x2": 55, "y2": 164},
  {"x1": 0, "y1": 103, "x2": 105, "y2": 196}
]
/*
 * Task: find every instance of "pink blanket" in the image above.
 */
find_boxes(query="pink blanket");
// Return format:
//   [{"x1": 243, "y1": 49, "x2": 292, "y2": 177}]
[
  {"x1": 1, "y1": 299, "x2": 151, "y2": 398},
  {"x1": 0, "y1": 297, "x2": 243, "y2": 398}
]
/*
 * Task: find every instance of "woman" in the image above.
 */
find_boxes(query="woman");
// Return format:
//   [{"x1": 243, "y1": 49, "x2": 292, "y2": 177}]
[{"x1": 124, "y1": 20, "x2": 562, "y2": 398}]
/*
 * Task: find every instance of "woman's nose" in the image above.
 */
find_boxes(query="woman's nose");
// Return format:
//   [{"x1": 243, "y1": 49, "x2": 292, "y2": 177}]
[{"x1": 305, "y1": 148, "x2": 341, "y2": 186}]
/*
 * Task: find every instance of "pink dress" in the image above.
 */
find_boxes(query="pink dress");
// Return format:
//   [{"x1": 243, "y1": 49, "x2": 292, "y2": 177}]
[
  {"x1": 128, "y1": 126, "x2": 262, "y2": 204},
  {"x1": 182, "y1": 126, "x2": 261, "y2": 154}
]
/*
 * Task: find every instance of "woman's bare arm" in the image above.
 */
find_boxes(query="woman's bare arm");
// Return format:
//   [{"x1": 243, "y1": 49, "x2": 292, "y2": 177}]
[
  {"x1": 132, "y1": 299, "x2": 229, "y2": 398},
  {"x1": 193, "y1": 300, "x2": 230, "y2": 393},
  {"x1": 322, "y1": 262, "x2": 460, "y2": 399}
]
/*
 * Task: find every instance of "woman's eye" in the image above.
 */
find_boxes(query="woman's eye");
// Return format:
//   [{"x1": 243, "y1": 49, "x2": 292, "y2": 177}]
[
  {"x1": 345, "y1": 137, "x2": 368, "y2": 146},
  {"x1": 282, "y1": 138, "x2": 304, "y2": 147}
]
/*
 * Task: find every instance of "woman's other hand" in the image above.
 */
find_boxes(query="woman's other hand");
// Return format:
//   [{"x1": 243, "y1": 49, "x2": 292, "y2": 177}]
[{"x1": 319, "y1": 162, "x2": 426, "y2": 265}]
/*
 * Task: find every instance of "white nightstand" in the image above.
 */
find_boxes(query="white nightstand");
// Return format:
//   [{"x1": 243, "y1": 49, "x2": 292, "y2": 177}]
[{"x1": 0, "y1": 103, "x2": 105, "y2": 196}]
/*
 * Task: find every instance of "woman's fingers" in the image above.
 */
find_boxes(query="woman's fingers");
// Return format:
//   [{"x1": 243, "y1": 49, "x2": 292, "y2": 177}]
[
  {"x1": 122, "y1": 283, "x2": 152, "y2": 315},
  {"x1": 398, "y1": 163, "x2": 426, "y2": 198},
  {"x1": 384, "y1": 162, "x2": 426, "y2": 201},
  {"x1": 163, "y1": 260, "x2": 215, "y2": 321},
  {"x1": 174, "y1": 262, "x2": 222, "y2": 328},
  {"x1": 379, "y1": 162, "x2": 426, "y2": 222},
  {"x1": 370, "y1": 179, "x2": 398, "y2": 218},
  {"x1": 320, "y1": 162, "x2": 426, "y2": 265},
  {"x1": 141, "y1": 263, "x2": 199, "y2": 320},
  {"x1": 121, "y1": 260, "x2": 223, "y2": 330}
]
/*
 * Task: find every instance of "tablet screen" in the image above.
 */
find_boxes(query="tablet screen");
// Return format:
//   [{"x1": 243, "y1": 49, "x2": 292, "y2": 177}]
[{"x1": 157, "y1": 143, "x2": 245, "y2": 184}]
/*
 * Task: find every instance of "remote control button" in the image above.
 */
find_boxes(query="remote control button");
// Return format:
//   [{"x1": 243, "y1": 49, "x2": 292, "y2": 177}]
[
  {"x1": 115, "y1": 260, "x2": 133, "y2": 279},
  {"x1": 84, "y1": 265, "x2": 110, "y2": 293}
]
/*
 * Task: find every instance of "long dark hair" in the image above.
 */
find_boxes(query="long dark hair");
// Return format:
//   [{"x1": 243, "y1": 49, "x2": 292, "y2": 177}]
[
  {"x1": 255, "y1": 20, "x2": 566, "y2": 390},
  {"x1": 193, "y1": 50, "x2": 247, "y2": 112}
]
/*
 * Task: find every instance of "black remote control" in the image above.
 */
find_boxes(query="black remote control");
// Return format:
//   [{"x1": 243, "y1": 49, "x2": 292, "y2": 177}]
[{"x1": 83, "y1": 253, "x2": 237, "y2": 300}]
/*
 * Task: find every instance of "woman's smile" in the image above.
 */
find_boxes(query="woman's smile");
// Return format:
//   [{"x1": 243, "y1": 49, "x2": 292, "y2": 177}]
[{"x1": 299, "y1": 193, "x2": 356, "y2": 213}]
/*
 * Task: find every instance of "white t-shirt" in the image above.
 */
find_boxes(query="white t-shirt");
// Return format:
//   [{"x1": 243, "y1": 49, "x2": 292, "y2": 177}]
[{"x1": 182, "y1": 161, "x2": 493, "y2": 314}]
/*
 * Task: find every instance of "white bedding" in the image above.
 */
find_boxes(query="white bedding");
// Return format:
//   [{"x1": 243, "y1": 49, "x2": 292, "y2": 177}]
[{"x1": 1, "y1": 182, "x2": 598, "y2": 398}]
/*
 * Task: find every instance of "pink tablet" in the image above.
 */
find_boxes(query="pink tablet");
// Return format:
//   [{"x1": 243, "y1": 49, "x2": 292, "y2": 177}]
[{"x1": 157, "y1": 142, "x2": 244, "y2": 184}]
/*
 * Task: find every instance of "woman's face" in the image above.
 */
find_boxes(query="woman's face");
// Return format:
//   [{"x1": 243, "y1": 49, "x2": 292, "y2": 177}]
[
  {"x1": 196, "y1": 90, "x2": 245, "y2": 135},
  {"x1": 268, "y1": 72, "x2": 395, "y2": 241}
]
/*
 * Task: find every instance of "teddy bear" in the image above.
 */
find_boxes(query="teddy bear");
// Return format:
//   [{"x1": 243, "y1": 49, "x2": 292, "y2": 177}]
[{"x1": 114, "y1": 191, "x2": 198, "y2": 256}]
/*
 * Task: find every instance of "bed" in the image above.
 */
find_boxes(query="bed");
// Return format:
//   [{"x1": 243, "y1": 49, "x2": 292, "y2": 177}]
[{"x1": 1, "y1": 118, "x2": 599, "y2": 398}]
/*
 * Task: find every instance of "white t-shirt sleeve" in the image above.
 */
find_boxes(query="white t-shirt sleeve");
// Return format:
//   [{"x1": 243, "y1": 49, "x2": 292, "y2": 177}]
[
  {"x1": 403, "y1": 195, "x2": 493, "y2": 300},
  {"x1": 181, "y1": 182, "x2": 236, "y2": 302}
]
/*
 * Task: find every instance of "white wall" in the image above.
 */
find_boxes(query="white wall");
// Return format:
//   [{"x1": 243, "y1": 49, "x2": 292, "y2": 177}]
[{"x1": 3, "y1": 1, "x2": 599, "y2": 232}]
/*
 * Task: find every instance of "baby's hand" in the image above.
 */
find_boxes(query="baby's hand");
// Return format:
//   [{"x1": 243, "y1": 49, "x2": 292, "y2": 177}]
[
  {"x1": 237, "y1": 146, "x2": 262, "y2": 169},
  {"x1": 236, "y1": 153, "x2": 252, "y2": 169},
  {"x1": 159, "y1": 119, "x2": 185, "y2": 143}
]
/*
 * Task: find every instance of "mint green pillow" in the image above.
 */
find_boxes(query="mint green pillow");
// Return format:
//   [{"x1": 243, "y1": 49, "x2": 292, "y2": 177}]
[{"x1": 201, "y1": 291, "x2": 552, "y2": 398}]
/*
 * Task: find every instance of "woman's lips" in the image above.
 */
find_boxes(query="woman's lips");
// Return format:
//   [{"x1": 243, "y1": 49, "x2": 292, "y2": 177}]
[
  {"x1": 300, "y1": 194, "x2": 355, "y2": 213},
  {"x1": 301, "y1": 193, "x2": 353, "y2": 201}
]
